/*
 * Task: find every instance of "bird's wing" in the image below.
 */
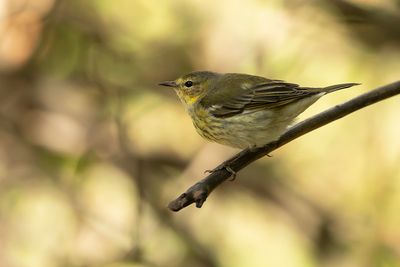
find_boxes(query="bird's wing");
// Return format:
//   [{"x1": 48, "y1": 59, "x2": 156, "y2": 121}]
[{"x1": 201, "y1": 80, "x2": 320, "y2": 118}]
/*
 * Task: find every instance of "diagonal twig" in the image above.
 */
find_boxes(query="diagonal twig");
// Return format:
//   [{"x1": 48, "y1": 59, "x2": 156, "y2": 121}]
[{"x1": 168, "y1": 81, "x2": 400, "y2": 212}]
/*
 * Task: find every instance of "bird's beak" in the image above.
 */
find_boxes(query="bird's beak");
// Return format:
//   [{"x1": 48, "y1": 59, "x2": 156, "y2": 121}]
[{"x1": 158, "y1": 80, "x2": 177, "y2": 87}]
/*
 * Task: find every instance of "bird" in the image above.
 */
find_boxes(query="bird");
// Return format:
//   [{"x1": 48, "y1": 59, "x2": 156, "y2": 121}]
[{"x1": 159, "y1": 71, "x2": 359, "y2": 150}]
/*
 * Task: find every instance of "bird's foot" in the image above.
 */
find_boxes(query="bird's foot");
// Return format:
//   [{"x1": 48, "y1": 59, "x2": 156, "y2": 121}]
[{"x1": 204, "y1": 164, "x2": 237, "y2": 181}]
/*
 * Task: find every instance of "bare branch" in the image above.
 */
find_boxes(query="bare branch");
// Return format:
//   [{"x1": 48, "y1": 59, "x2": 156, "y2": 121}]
[{"x1": 168, "y1": 81, "x2": 400, "y2": 212}]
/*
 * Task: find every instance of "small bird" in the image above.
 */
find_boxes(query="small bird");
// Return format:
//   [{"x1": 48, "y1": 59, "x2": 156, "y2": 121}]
[{"x1": 159, "y1": 71, "x2": 359, "y2": 149}]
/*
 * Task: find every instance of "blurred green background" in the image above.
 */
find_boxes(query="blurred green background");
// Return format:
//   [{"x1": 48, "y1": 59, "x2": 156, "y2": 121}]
[{"x1": 0, "y1": 0, "x2": 400, "y2": 267}]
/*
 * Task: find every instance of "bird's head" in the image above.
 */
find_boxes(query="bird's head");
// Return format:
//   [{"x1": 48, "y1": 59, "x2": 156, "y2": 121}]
[{"x1": 159, "y1": 71, "x2": 220, "y2": 107}]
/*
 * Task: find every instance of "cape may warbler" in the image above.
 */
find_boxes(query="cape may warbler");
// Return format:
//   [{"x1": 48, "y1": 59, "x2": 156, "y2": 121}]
[{"x1": 159, "y1": 71, "x2": 358, "y2": 149}]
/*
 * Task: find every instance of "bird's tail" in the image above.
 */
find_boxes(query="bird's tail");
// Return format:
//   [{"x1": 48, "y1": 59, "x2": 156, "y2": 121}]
[{"x1": 322, "y1": 83, "x2": 360, "y2": 93}]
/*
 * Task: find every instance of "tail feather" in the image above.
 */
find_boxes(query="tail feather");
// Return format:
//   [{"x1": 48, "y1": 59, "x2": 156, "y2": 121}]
[{"x1": 323, "y1": 83, "x2": 360, "y2": 93}]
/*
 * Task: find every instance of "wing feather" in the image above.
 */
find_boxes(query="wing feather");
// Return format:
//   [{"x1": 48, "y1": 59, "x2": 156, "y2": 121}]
[{"x1": 203, "y1": 81, "x2": 320, "y2": 118}]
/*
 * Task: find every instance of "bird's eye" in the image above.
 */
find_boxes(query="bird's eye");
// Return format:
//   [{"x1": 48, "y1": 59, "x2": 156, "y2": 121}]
[{"x1": 184, "y1": 81, "x2": 193, "y2": 87}]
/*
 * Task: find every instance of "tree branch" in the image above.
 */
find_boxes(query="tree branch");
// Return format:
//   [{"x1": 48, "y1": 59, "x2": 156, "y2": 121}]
[{"x1": 168, "y1": 81, "x2": 400, "y2": 212}]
